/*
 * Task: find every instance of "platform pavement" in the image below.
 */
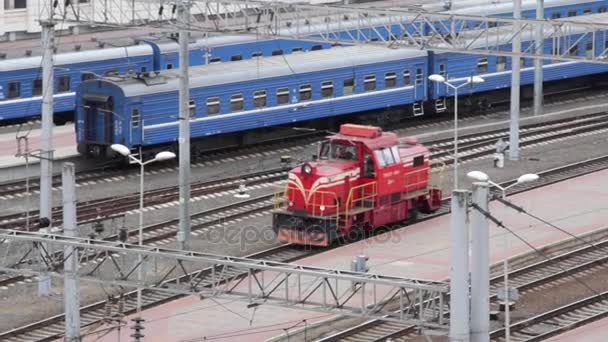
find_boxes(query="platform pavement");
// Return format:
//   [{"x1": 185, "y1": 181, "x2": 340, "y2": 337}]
[
  {"x1": 546, "y1": 317, "x2": 608, "y2": 342},
  {"x1": 79, "y1": 167, "x2": 608, "y2": 341},
  {"x1": 0, "y1": 124, "x2": 76, "y2": 168}
]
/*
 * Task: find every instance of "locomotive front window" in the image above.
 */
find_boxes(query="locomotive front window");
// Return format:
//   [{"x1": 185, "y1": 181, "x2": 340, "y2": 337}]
[{"x1": 320, "y1": 142, "x2": 357, "y2": 161}]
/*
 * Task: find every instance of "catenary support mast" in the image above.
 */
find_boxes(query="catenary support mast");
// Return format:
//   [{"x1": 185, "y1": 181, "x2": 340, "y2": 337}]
[{"x1": 177, "y1": 0, "x2": 191, "y2": 250}]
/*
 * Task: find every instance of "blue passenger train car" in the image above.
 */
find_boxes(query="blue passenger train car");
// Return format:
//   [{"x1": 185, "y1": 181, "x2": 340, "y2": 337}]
[
  {"x1": 0, "y1": 35, "x2": 335, "y2": 123},
  {"x1": 75, "y1": 46, "x2": 428, "y2": 157}
]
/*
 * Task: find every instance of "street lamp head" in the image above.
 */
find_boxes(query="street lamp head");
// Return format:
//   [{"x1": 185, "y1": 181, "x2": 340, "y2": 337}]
[
  {"x1": 428, "y1": 74, "x2": 446, "y2": 83},
  {"x1": 467, "y1": 170, "x2": 489, "y2": 182},
  {"x1": 111, "y1": 144, "x2": 131, "y2": 157},
  {"x1": 470, "y1": 76, "x2": 485, "y2": 84},
  {"x1": 154, "y1": 151, "x2": 176, "y2": 162},
  {"x1": 516, "y1": 173, "x2": 539, "y2": 184}
]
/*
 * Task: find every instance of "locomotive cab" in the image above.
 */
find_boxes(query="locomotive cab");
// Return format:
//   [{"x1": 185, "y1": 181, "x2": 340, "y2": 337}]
[{"x1": 272, "y1": 124, "x2": 442, "y2": 247}]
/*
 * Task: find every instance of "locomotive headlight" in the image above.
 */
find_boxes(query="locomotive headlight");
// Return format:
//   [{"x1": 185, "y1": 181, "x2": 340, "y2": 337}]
[
  {"x1": 320, "y1": 205, "x2": 325, "y2": 212},
  {"x1": 302, "y1": 163, "x2": 313, "y2": 175},
  {"x1": 289, "y1": 201, "x2": 294, "y2": 207}
]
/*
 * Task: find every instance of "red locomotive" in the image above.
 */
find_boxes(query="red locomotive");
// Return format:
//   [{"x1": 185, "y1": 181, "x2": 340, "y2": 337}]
[{"x1": 272, "y1": 124, "x2": 442, "y2": 246}]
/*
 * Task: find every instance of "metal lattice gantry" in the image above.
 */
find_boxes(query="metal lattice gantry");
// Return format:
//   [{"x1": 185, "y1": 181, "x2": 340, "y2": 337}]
[
  {"x1": 0, "y1": 229, "x2": 450, "y2": 328},
  {"x1": 41, "y1": 0, "x2": 608, "y2": 63}
]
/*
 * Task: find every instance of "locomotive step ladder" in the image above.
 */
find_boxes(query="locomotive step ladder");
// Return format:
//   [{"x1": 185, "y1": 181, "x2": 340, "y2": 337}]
[
  {"x1": 413, "y1": 102, "x2": 424, "y2": 116},
  {"x1": 434, "y1": 98, "x2": 447, "y2": 113}
]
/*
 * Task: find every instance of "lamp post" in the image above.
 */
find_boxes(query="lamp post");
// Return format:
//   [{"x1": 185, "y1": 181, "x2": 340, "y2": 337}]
[
  {"x1": 428, "y1": 74, "x2": 484, "y2": 189},
  {"x1": 111, "y1": 144, "x2": 175, "y2": 313},
  {"x1": 467, "y1": 171, "x2": 539, "y2": 342}
]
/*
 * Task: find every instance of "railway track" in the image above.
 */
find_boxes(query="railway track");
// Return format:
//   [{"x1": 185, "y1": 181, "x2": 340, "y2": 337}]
[
  {"x1": 317, "y1": 155, "x2": 608, "y2": 342},
  {"x1": 5, "y1": 154, "x2": 608, "y2": 341},
  {"x1": 0, "y1": 167, "x2": 288, "y2": 230},
  {"x1": 4, "y1": 111, "x2": 607, "y2": 231},
  {"x1": 490, "y1": 291, "x2": 608, "y2": 341}
]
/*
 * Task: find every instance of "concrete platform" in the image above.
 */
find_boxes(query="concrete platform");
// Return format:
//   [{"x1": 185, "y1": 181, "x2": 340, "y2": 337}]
[
  {"x1": 546, "y1": 317, "x2": 608, "y2": 342},
  {"x1": 80, "y1": 168, "x2": 608, "y2": 341},
  {"x1": 0, "y1": 124, "x2": 76, "y2": 168}
]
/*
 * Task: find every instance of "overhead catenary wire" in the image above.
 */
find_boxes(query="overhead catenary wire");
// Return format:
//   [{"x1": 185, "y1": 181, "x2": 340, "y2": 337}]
[{"x1": 470, "y1": 202, "x2": 601, "y2": 297}]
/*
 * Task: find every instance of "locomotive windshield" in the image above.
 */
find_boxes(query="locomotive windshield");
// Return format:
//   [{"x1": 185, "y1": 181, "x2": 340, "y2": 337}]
[{"x1": 319, "y1": 142, "x2": 358, "y2": 161}]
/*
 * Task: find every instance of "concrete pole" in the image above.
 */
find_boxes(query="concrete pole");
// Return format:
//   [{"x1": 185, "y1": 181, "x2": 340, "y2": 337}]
[
  {"x1": 39, "y1": 20, "x2": 55, "y2": 296},
  {"x1": 177, "y1": 1, "x2": 191, "y2": 250},
  {"x1": 62, "y1": 162, "x2": 81, "y2": 341},
  {"x1": 533, "y1": 0, "x2": 544, "y2": 115},
  {"x1": 449, "y1": 190, "x2": 470, "y2": 342},
  {"x1": 509, "y1": 0, "x2": 522, "y2": 161},
  {"x1": 453, "y1": 87, "x2": 459, "y2": 190},
  {"x1": 470, "y1": 182, "x2": 490, "y2": 342},
  {"x1": 136, "y1": 161, "x2": 144, "y2": 313}
]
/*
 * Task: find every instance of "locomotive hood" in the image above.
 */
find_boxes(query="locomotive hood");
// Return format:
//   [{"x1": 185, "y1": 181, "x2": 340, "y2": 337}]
[{"x1": 287, "y1": 160, "x2": 360, "y2": 195}]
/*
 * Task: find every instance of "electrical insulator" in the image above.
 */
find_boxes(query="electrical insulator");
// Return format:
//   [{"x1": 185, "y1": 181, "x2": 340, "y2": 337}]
[
  {"x1": 94, "y1": 221, "x2": 104, "y2": 235},
  {"x1": 131, "y1": 316, "x2": 145, "y2": 342},
  {"x1": 118, "y1": 228, "x2": 128, "y2": 243},
  {"x1": 38, "y1": 217, "x2": 51, "y2": 228}
]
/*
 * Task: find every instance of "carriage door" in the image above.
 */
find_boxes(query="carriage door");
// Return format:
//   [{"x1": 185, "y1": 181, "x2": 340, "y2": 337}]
[
  {"x1": 413, "y1": 64, "x2": 426, "y2": 102},
  {"x1": 130, "y1": 104, "x2": 142, "y2": 146},
  {"x1": 82, "y1": 94, "x2": 113, "y2": 145}
]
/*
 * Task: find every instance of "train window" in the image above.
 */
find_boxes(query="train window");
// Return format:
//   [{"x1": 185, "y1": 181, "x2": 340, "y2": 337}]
[
  {"x1": 57, "y1": 76, "x2": 71, "y2": 93},
  {"x1": 292, "y1": 47, "x2": 303, "y2": 53},
  {"x1": 81, "y1": 73, "x2": 95, "y2": 82},
  {"x1": 167, "y1": 63, "x2": 174, "y2": 69},
  {"x1": 189, "y1": 99, "x2": 196, "y2": 118},
  {"x1": 600, "y1": 6, "x2": 607, "y2": 13},
  {"x1": 141, "y1": 67, "x2": 147, "y2": 73},
  {"x1": 586, "y1": 42, "x2": 594, "y2": 58},
  {"x1": 477, "y1": 58, "x2": 488, "y2": 74},
  {"x1": 403, "y1": 70, "x2": 411, "y2": 85},
  {"x1": 382, "y1": 148, "x2": 395, "y2": 165},
  {"x1": 374, "y1": 150, "x2": 387, "y2": 167},
  {"x1": 363, "y1": 75, "x2": 376, "y2": 92},
  {"x1": 390, "y1": 146, "x2": 401, "y2": 163},
  {"x1": 206, "y1": 97, "x2": 220, "y2": 115},
  {"x1": 496, "y1": 56, "x2": 507, "y2": 72},
  {"x1": 105, "y1": 70, "x2": 119, "y2": 76},
  {"x1": 209, "y1": 57, "x2": 221, "y2": 64},
  {"x1": 251, "y1": 51, "x2": 263, "y2": 58},
  {"x1": 363, "y1": 153, "x2": 375, "y2": 177},
  {"x1": 277, "y1": 87, "x2": 290, "y2": 105},
  {"x1": 551, "y1": 12, "x2": 561, "y2": 19},
  {"x1": 413, "y1": 155, "x2": 424, "y2": 167},
  {"x1": 415, "y1": 68, "x2": 423, "y2": 84},
  {"x1": 584, "y1": 9, "x2": 592, "y2": 15},
  {"x1": 230, "y1": 94, "x2": 244, "y2": 112},
  {"x1": 311, "y1": 45, "x2": 323, "y2": 51},
  {"x1": 321, "y1": 81, "x2": 334, "y2": 98},
  {"x1": 7, "y1": 81, "x2": 20, "y2": 99},
  {"x1": 439, "y1": 64, "x2": 446, "y2": 76},
  {"x1": 131, "y1": 109, "x2": 140, "y2": 128},
  {"x1": 384, "y1": 72, "x2": 397, "y2": 88},
  {"x1": 488, "y1": 21, "x2": 497, "y2": 28},
  {"x1": 271, "y1": 49, "x2": 283, "y2": 56},
  {"x1": 299, "y1": 84, "x2": 312, "y2": 101},
  {"x1": 567, "y1": 10, "x2": 576, "y2": 17},
  {"x1": 254, "y1": 90, "x2": 267, "y2": 108},
  {"x1": 32, "y1": 79, "x2": 43, "y2": 96},
  {"x1": 322, "y1": 143, "x2": 356, "y2": 161},
  {"x1": 343, "y1": 78, "x2": 355, "y2": 95},
  {"x1": 231, "y1": 55, "x2": 243, "y2": 61},
  {"x1": 569, "y1": 45, "x2": 579, "y2": 56}
]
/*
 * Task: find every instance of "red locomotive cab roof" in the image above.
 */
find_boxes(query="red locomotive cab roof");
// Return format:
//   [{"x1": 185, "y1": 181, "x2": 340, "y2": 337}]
[
  {"x1": 333, "y1": 124, "x2": 398, "y2": 149},
  {"x1": 399, "y1": 137, "x2": 430, "y2": 157}
]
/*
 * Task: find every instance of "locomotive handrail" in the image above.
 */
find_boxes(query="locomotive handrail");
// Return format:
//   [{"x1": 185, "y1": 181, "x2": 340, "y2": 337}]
[
  {"x1": 403, "y1": 167, "x2": 430, "y2": 198},
  {"x1": 343, "y1": 181, "x2": 377, "y2": 219},
  {"x1": 274, "y1": 183, "x2": 340, "y2": 220}
]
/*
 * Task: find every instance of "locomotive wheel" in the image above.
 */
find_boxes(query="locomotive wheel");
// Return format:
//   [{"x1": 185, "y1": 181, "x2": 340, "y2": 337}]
[{"x1": 77, "y1": 143, "x2": 90, "y2": 157}]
